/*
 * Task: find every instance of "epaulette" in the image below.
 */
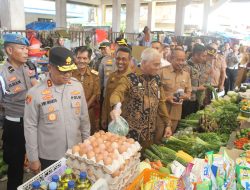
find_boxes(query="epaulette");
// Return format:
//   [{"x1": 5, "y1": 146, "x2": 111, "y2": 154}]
[
  {"x1": 8, "y1": 66, "x2": 14, "y2": 73},
  {"x1": 91, "y1": 69, "x2": 99, "y2": 75}
]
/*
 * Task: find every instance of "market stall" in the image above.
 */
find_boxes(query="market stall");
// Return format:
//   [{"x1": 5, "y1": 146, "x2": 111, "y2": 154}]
[{"x1": 18, "y1": 89, "x2": 250, "y2": 190}]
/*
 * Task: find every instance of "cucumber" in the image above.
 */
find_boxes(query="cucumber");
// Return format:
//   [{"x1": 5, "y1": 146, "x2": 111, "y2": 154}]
[
  {"x1": 150, "y1": 145, "x2": 164, "y2": 159},
  {"x1": 144, "y1": 149, "x2": 161, "y2": 161}
]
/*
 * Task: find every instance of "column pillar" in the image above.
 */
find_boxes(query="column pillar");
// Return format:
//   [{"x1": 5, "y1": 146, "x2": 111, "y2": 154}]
[
  {"x1": 97, "y1": 4, "x2": 105, "y2": 26},
  {"x1": 55, "y1": 0, "x2": 67, "y2": 28},
  {"x1": 0, "y1": 0, "x2": 25, "y2": 30},
  {"x1": 147, "y1": 1, "x2": 156, "y2": 31},
  {"x1": 202, "y1": 0, "x2": 210, "y2": 34},
  {"x1": 125, "y1": 0, "x2": 140, "y2": 33},
  {"x1": 112, "y1": 0, "x2": 121, "y2": 32},
  {"x1": 175, "y1": 0, "x2": 185, "y2": 36}
]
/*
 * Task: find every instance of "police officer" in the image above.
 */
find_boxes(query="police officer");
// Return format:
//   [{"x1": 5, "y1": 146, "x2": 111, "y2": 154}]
[
  {"x1": 0, "y1": 33, "x2": 38, "y2": 190},
  {"x1": 110, "y1": 48, "x2": 172, "y2": 150},
  {"x1": 155, "y1": 49, "x2": 192, "y2": 143},
  {"x1": 24, "y1": 47, "x2": 90, "y2": 172},
  {"x1": 72, "y1": 46, "x2": 100, "y2": 134},
  {"x1": 101, "y1": 47, "x2": 132, "y2": 129}
]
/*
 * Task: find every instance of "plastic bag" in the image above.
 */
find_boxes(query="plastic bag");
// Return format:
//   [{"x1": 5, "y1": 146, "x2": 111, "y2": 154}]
[{"x1": 108, "y1": 116, "x2": 129, "y2": 136}]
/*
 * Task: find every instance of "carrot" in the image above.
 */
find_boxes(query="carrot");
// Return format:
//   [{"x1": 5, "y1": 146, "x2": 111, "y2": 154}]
[{"x1": 156, "y1": 160, "x2": 163, "y2": 168}]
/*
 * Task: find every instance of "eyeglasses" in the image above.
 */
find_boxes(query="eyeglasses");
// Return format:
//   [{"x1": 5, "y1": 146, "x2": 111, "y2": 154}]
[{"x1": 115, "y1": 57, "x2": 129, "y2": 62}]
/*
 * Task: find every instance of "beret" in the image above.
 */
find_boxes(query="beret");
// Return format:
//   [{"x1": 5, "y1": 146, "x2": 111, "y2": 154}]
[{"x1": 3, "y1": 33, "x2": 30, "y2": 46}]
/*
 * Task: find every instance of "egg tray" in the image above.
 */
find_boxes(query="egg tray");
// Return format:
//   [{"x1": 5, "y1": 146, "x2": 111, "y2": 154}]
[
  {"x1": 67, "y1": 153, "x2": 140, "y2": 190},
  {"x1": 66, "y1": 152, "x2": 140, "y2": 178},
  {"x1": 65, "y1": 141, "x2": 141, "y2": 174}
]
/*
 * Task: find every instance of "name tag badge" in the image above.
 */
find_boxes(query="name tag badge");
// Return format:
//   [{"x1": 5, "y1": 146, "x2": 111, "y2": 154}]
[
  {"x1": 8, "y1": 76, "x2": 17, "y2": 82},
  {"x1": 158, "y1": 90, "x2": 161, "y2": 99}
]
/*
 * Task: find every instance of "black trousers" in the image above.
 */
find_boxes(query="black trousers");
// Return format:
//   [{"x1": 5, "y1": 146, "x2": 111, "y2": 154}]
[
  {"x1": 2, "y1": 118, "x2": 25, "y2": 190},
  {"x1": 181, "y1": 100, "x2": 199, "y2": 119},
  {"x1": 39, "y1": 158, "x2": 57, "y2": 171},
  {"x1": 224, "y1": 68, "x2": 238, "y2": 94}
]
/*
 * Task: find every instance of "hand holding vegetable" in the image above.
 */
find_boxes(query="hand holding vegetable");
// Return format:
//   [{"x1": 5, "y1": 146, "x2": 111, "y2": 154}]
[
  {"x1": 164, "y1": 127, "x2": 172, "y2": 138},
  {"x1": 29, "y1": 160, "x2": 41, "y2": 174}
]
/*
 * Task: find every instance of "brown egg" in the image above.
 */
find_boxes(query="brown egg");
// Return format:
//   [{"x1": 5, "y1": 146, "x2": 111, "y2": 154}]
[
  {"x1": 93, "y1": 147, "x2": 101, "y2": 154},
  {"x1": 87, "y1": 151, "x2": 95, "y2": 159},
  {"x1": 99, "y1": 143, "x2": 106, "y2": 150},
  {"x1": 83, "y1": 139, "x2": 91, "y2": 145},
  {"x1": 99, "y1": 130, "x2": 105, "y2": 135},
  {"x1": 111, "y1": 170, "x2": 120, "y2": 178},
  {"x1": 93, "y1": 132, "x2": 101, "y2": 138},
  {"x1": 105, "y1": 141, "x2": 112, "y2": 148},
  {"x1": 102, "y1": 151, "x2": 109, "y2": 157},
  {"x1": 79, "y1": 149, "x2": 86, "y2": 156},
  {"x1": 95, "y1": 154, "x2": 104, "y2": 162},
  {"x1": 120, "y1": 136, "x2": 127, "y2": 141},
  {"x1": 107, "y1": 147, "x2": 114, "y2": 153},
  {"x1": 91, "y1": 141, "x2": 98, "y2": 148},
  {"x1": 96, "y1": 138, "x2": 103, "y2": 145},
  {"x1": 119, "y1": 164, "x2": 125, "y2": 171},
  {"x1": 89, "y1": 136, "x2": 96, "y2": 143},
  {"x1": 118, "y1": 145, "x2": 127, "y2": 154},
  {"x1": 127, "y1": 138, "x2": 135, "y2": 144},
  {"x1": 106, "y1": 132, "x2": 112, "y2": 137},
  {"x1": 103, "y1": 157, "x2": 113, "y2": 166},
  {"x1": 72, "y1": 145, "x2": 80, "y2": 154},
  {"x1": 111, "y1": 142, "x2": 118, "y2": 149},
  {"x1": 85, "y1": 144, "x2": 93, "y2": 151}
]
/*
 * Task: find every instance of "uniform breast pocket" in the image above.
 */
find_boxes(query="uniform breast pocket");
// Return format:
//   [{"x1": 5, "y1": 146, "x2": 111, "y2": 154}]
[
  {"x1": 7, "y1": 80, "x2": 26, "y2": 95},
  {"x1": 41, "y1": 104, "x2": 60, "y2": 124},
  {"x1": 71, "y1": 100, "x2": 81, "y2": 117},
  {"x1": 177, "y1": 79, "x2": 186, "y2": 89}
]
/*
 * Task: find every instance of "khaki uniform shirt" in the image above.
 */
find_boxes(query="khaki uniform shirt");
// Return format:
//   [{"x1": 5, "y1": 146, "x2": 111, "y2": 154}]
[
  {"x1": 24, "y1": 76, "x2": 90, "y2": 161},
  {"x1": 98, "y1": 56, "x2": 116, "y2": 96},
  {"x1": 210, "y1": 54, "x2": 226, "y2": 87},
  {"x1": 186, "y1": 59, "x2": 212, "y2": 101},
  {"x1": 72, "y1": 67, "x2": 100, "y2": 105},
  {"x1": 0, "y1": 60, "x2": 37, "y2": 117},
  {"x1": 110, "y1": 69, "x2": 171, "y2": 143},
  {"x1": 101, "y1": 68, "x2": 131, "y2": 125},
  {"x1": 159, "y1": 66, "x2": 192, "y2": 120}
]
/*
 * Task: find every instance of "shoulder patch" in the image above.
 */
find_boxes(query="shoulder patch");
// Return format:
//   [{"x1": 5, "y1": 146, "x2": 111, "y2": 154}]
[
  {"x1": 91, "y1": 69, "x2": 99, "y2": 75},
  {"x1": 25, "y1": 95, "x2": 32, "y2": 104}
]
